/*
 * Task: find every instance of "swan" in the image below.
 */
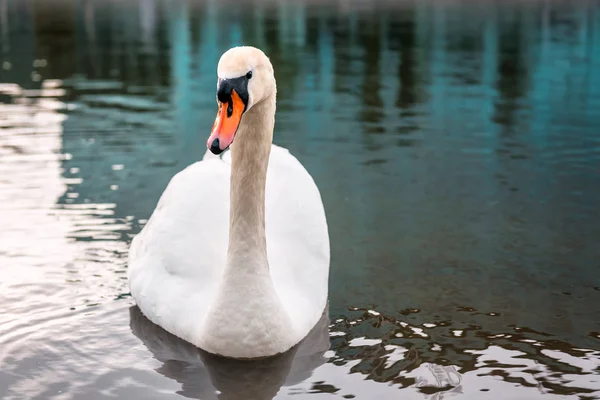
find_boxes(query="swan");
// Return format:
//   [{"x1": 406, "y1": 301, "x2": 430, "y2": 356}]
[{"x1": 127, "y1": 46, "x2": 330, "y2": 359}]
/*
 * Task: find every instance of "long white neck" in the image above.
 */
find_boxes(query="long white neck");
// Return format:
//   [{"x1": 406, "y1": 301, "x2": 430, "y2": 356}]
[
  {"x1": 200, "y1": 89, "x2": 297, "y2": 358},
  {"x1": 225, "y1": 94, "x2": 275, "y2": 276}
]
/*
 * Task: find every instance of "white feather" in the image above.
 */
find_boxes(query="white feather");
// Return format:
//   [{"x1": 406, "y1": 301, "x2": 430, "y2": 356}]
[{"x1": 128, "y1": 145, "x2": 330, "y2": 358}]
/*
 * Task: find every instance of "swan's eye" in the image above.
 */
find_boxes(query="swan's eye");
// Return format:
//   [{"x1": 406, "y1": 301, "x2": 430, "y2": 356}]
[{"x1": 246, "y1": 71, "x2": 252, "y2": 80}]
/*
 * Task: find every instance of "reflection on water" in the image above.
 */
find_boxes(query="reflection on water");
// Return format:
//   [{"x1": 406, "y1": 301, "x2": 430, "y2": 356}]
[
  {"x1": 129, "y1": 305, "x2": 331, "y2": 399},
  {"x1": 1, "y1": 0, "x2": 599, "y2": 398}
]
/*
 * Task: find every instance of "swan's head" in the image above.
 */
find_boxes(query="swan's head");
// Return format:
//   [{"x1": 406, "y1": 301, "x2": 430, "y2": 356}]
[{"x1": 206, "y1": 46, "x2": 275, "y2": 155}]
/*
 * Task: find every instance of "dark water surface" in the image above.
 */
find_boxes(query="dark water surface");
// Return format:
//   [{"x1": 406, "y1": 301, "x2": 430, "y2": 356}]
[{"x1": 1, "y1": 0, "x2": 600, "y2": 398}]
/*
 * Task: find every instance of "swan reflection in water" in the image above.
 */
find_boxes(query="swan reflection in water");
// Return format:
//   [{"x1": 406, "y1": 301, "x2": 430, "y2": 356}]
[{"x1": 129, "y1": 305, "x2": 331, "y2": 399}]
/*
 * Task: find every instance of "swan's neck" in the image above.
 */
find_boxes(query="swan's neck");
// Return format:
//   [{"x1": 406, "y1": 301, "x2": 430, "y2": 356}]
[
  {"x1": 200, "y1": 92, "x2": 297, "y2": 358},
  {"x1": 226, "y1": 95, "x2": 275, "y2": 275}
]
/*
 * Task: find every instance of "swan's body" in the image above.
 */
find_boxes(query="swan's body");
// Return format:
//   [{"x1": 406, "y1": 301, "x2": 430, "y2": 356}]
[{"x1": 127, "y1": 46, "x2": 330, "y2": 359}]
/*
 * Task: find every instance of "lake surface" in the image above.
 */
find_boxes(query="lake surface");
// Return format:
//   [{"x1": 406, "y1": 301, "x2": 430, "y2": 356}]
[{"x1": 1, "y1": 0, "x2": 600, "y2": 398}]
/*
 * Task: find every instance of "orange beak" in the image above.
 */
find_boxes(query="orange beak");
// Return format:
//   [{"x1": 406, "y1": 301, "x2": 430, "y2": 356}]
[{"x1": 206, "y1": 89, "x2": 245, "y2": 155}]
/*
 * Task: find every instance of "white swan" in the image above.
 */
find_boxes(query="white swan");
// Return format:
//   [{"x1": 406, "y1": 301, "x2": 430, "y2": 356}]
[{"x1": 127, "y1": 46, "x2": 330, "y2": 359}]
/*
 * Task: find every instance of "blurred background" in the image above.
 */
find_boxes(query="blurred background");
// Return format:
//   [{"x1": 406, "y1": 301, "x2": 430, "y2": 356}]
[{"x1": 1, "y1": 0, "x2": 599, "y2": 398}]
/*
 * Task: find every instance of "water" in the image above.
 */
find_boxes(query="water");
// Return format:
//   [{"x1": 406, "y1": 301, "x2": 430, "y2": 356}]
[{"x1": 1, "y1": 0, "x2": 600, "y2": 398}]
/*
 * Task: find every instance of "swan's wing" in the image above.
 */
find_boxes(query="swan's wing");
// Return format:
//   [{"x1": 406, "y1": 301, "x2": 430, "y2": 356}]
[
  {"x1": 128, "y1": 158, "x2": 231, "y2": 345},
  {"x1": 265, "y1": 145, "x2": 331, "y2": 338}
]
